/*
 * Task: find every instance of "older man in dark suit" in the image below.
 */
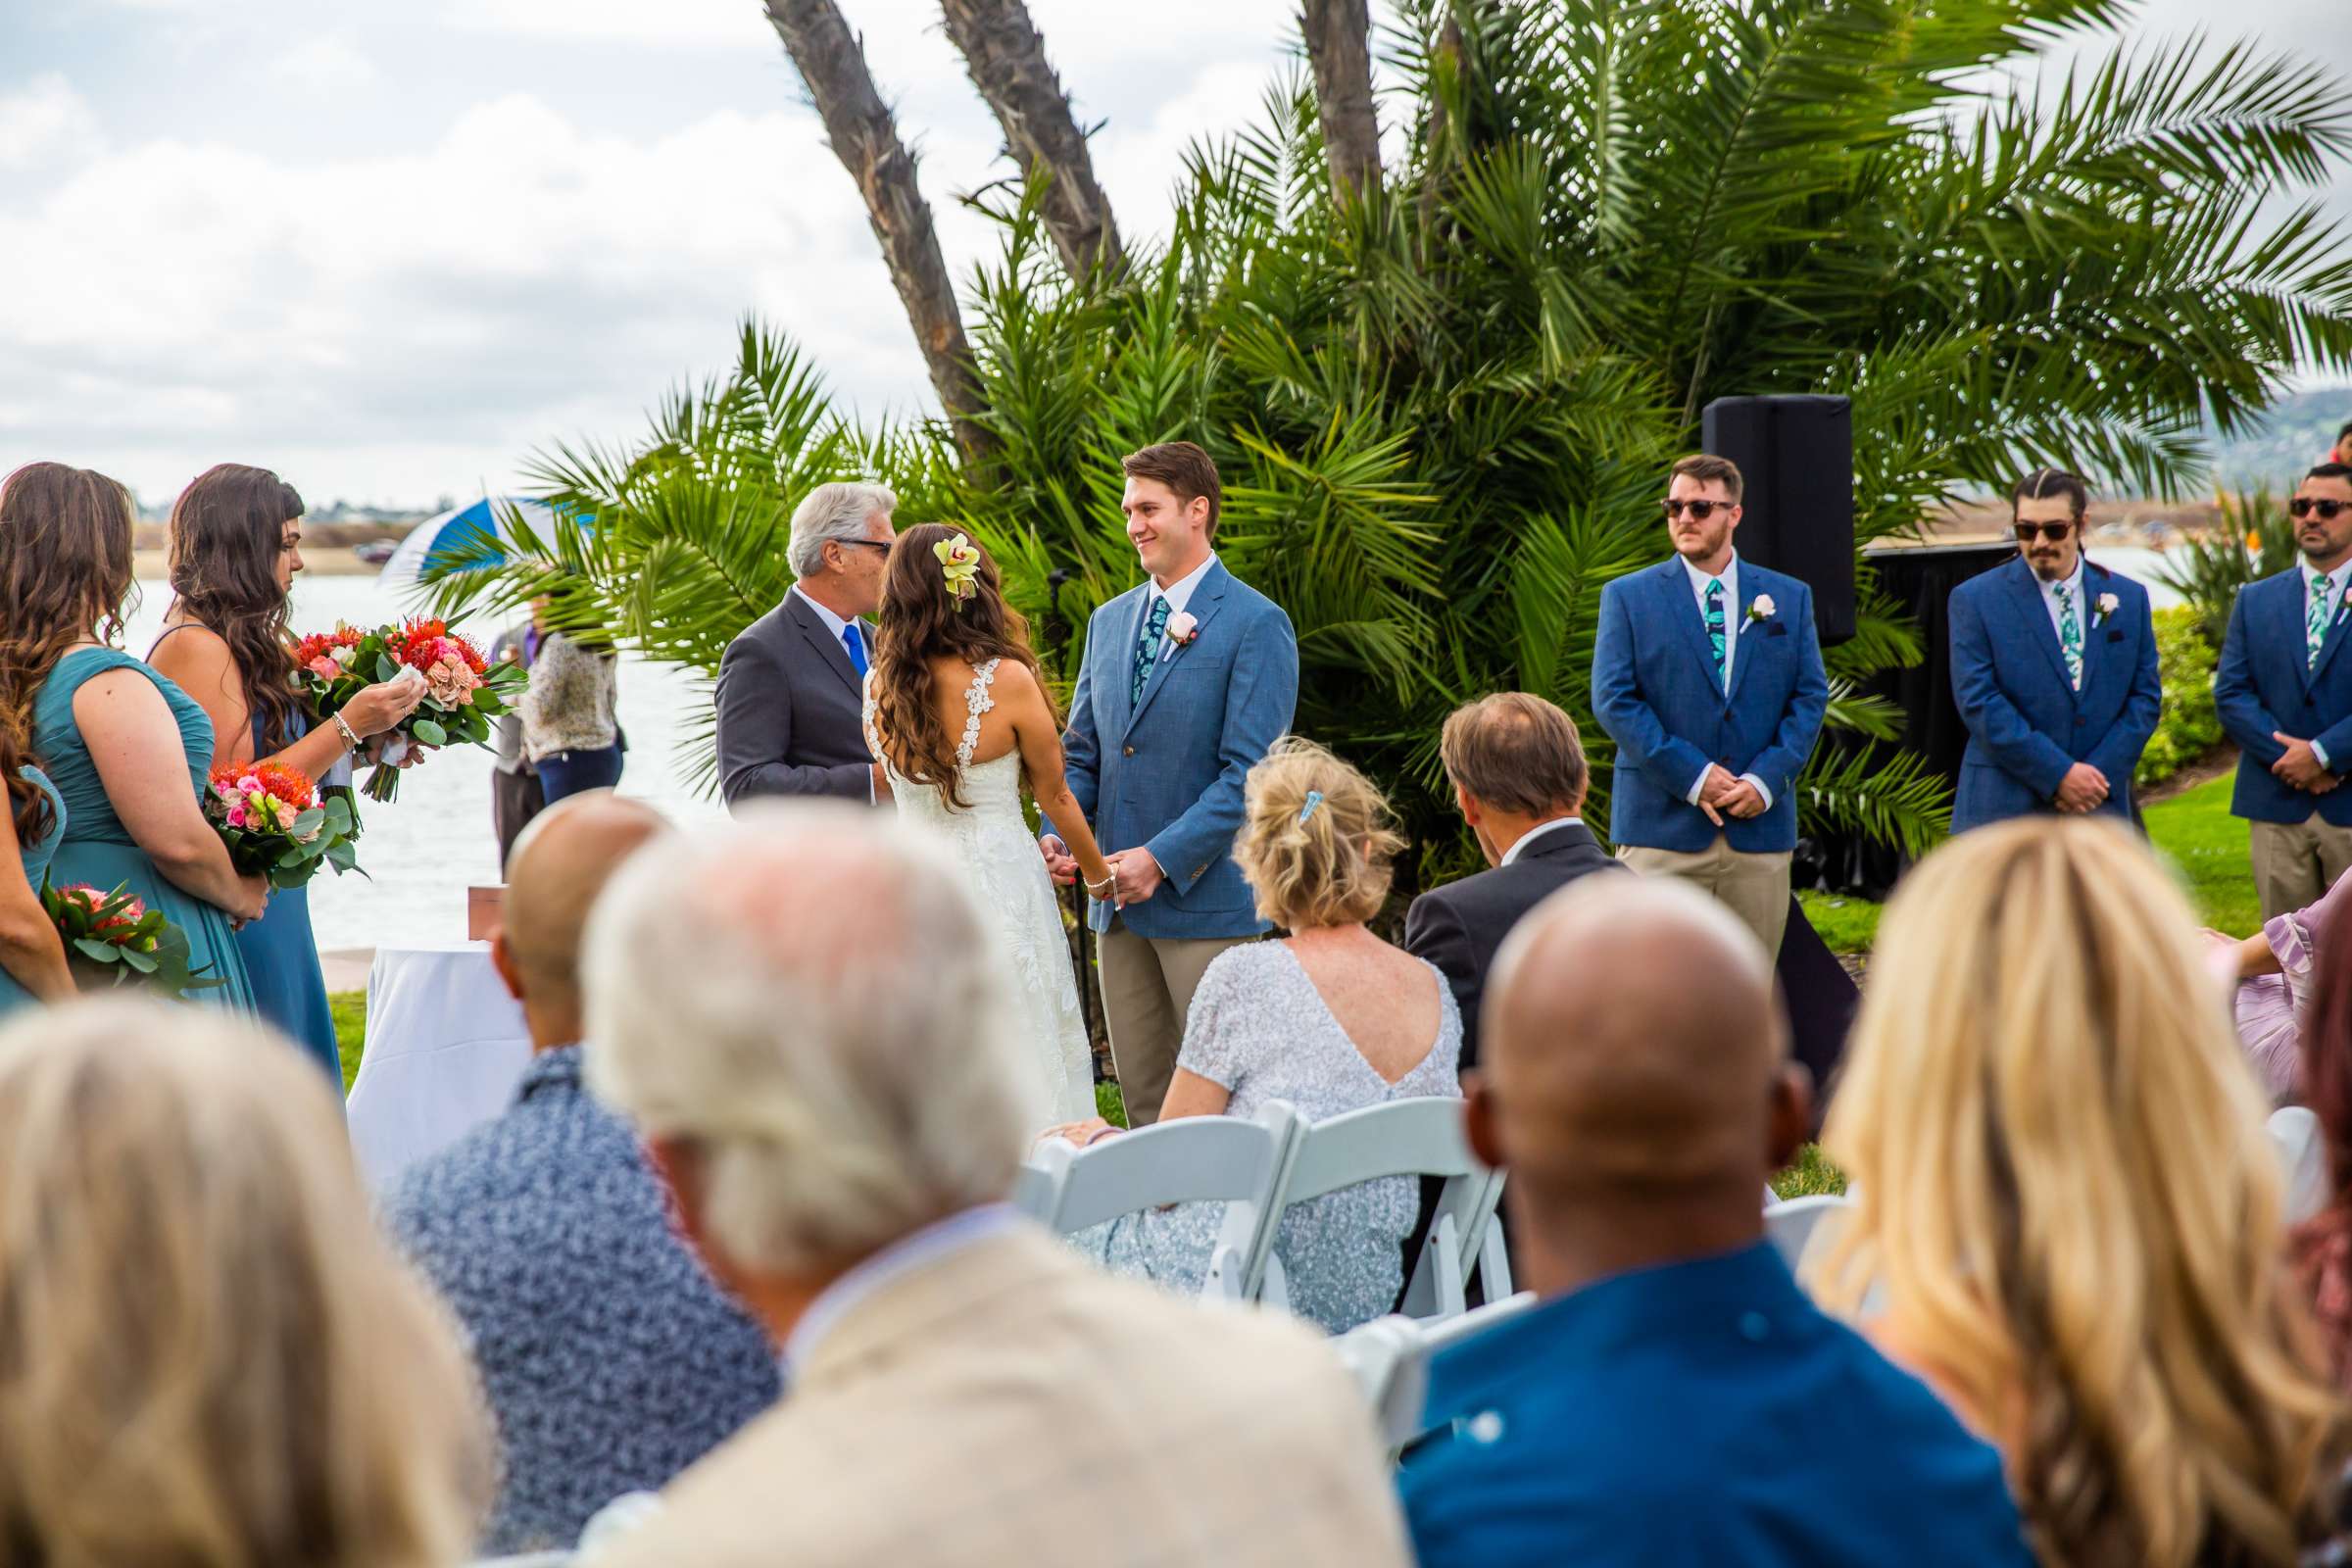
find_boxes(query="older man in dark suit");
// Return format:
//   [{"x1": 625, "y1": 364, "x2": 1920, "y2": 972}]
[
  {"x1": 714, "y1": 482, "x2": 898, "y2": 808},
  {"x1": 1406, "y1": 694, "x2": 1623, "y2": 1076}
]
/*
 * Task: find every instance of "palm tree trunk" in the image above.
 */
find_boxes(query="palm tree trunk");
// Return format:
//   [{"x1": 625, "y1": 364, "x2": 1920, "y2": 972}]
[
  {"x1": 1300, "y1": 0, "x2": 1382, "y2": 207},
  {"x1": 939, "y1": 0, "x2": 1124, "y2": 280},
  {"x1": 761, "y1": 0, "x2": 994, "y2": 464}
]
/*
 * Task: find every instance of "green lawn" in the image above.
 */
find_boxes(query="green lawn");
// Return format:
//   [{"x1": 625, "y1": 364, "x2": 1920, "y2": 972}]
[
  {"x1": 1795, "y1": 890, "x2": 1880, "y2": 955},
  {"x1": 2143, "y1": 773, "x2": 2260, "y2": 937},
  {"x1": 330, "y1": 991, "x2": 365, "y2": 1092}
]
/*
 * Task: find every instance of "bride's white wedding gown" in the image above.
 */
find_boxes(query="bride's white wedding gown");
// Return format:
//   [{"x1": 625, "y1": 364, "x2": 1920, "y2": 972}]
[{"x1": 863, "y1": 660, "x2": 1096, "y2": 1123}]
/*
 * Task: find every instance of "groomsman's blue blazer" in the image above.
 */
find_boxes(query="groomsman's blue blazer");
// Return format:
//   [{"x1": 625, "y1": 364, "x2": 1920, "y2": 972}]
[
  {"x1": 2217, "y1": 567, "x2": 2352, "y2": 826},
  {"x1": 1592, "y1": 556, "x2": 1829, "y2": 856},
  {"x1": 1047, "y1": 560, "x2": 1298, "y2": 942},
  {"x1": 1947, "y1": 557, "x2": 2160, "y2": 835}
]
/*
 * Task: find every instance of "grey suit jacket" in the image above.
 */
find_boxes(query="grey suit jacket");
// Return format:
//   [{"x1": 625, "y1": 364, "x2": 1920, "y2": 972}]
[{"x1": 714, "y1": 592, "x2": 875, "y2": 808}]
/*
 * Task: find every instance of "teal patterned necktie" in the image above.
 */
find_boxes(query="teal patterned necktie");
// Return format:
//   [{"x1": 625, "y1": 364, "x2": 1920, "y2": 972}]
[
  {"x1": 1132, "y1": 594, "x2": 1171, "y2": 705},
  {"x1": 2312, "y1": 573, "x2": 2336, "y2": 670},
  {"x1": 1704, "y1": 578, "x2": 1727, "y2": 689},
  {"x1": 2054, "y1": 582, "x2": 2082, "y2": 691}
]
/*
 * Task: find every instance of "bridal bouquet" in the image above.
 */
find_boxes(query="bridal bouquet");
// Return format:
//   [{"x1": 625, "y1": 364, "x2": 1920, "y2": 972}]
[
  {"x1": 205, "y1": 760, "x2": 359, "y2": 889},
  {"x1": 294, "y1": 618, "x2": 527, "y2": 802},
  {"x1": 41, "y1": 878, "x2": 224, "y2": 999}
]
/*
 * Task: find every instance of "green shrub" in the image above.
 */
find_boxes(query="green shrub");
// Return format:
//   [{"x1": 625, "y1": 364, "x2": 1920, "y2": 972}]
[{"x1": 2136, "y1": 607, "x2": 2223, "y2": 788}]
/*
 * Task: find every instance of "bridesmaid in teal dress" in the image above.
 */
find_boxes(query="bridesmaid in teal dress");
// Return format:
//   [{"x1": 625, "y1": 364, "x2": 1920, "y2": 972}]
[
  {"x1": 147, "y1": 465, "x2": 424, "y2": 1079},
  {"x1": 0, "y1": 763, "x2": 74, "y2": 1015},
  {"x1": 0, "y1": 462, "x2": 267, "y2": 1009}
]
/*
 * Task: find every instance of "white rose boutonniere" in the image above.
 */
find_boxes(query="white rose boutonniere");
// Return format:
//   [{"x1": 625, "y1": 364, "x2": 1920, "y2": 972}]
[
  {"x1": 1745, "y1": 594, "x2": 1777, "y2": 625},
  {"x1": 2095, "y1": 592, "x2": 2120, "y2": 624},
  {"x1": 1163, "y1": 611, "x2": 1200, "y2": 659}
]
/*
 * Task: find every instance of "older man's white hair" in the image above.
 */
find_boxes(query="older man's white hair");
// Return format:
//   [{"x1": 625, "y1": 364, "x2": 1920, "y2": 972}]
[
  {"x1": 785, "y1": 481, "x2": 897, "y2": 579},
  {"x1": 583, "y1": 803, "x2": 1033, "y2": 1275}
]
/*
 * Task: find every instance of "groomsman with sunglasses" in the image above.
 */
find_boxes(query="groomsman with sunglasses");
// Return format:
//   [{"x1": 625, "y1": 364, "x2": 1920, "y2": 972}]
[
  {"x1": 1946, "y1": 469, "x2": 2161, "y2": 836},
  {"x1": 2218, "y1": 462, "x2": 2352, "y2": 919},
  {"x1": 1592, "y1": 454, "x2": 1828, "y2": 958}
]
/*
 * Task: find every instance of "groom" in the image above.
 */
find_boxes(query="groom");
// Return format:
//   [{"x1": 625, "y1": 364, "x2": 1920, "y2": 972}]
[{"x1": 1040, "y1": 442, "x2": 1298, "y2": 1126}]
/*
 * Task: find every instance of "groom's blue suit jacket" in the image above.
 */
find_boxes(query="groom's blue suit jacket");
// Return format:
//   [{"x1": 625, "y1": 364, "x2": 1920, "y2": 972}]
[
  {"x1": 1946, "y1": 556, "x2": 2160, "y2": 834},
  {"x1": 1047, "y1": 560, "x2": 1298, "y2": 942},
  {"x1": 1592, "y1": 557, "x2": 1829, "y2": 855},
  {"x1": 2217, "y1": 567, "x2": 2352, "y2": 826}
]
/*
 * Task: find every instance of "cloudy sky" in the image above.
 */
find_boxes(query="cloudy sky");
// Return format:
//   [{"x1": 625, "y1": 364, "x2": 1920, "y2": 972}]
[{"x1": 2, "y1": 0, "x2": 2346, "y2": 512}]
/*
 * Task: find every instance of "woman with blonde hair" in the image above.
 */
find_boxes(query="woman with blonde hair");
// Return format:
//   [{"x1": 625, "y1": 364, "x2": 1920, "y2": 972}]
[
  {"x1": 0, "y1": 998, "x2": 487, "y2": 1564},
  {"x1": 1048, "y1": 737, "x2": 1462, "y2": 1333},
  {"x1": 1810, "y1": 817, "x2": 2351, "y2": 1567}
]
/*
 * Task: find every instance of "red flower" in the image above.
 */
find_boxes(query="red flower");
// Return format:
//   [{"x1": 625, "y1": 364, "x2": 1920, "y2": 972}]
[{"x1": 208, "y1": 760, "x2": 318, "y2": 809}]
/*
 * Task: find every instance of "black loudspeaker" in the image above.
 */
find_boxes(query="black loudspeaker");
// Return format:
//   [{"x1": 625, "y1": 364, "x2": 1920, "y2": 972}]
[{"x1": 1700, "y1": 394, "x2": 1856, "y2": 645}]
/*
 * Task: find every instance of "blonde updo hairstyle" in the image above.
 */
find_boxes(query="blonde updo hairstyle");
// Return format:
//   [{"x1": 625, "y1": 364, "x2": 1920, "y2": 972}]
[{"x1": 1234, "y1": 738, "x2": 1404, "y2": 930}]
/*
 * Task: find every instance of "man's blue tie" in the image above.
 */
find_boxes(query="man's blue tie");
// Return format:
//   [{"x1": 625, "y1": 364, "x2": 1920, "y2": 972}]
[
  {"x1": 1132, "y1": 596, "x2": 1171, "y2": 706},
  {"x1": 842, "y1": 621, "x2": 869, "y2": 679}
]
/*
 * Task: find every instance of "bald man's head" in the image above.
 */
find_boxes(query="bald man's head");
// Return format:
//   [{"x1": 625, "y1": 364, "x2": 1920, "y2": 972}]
[
  {"x1": 497, "y1": 794, "x2": 668, "y2": 1020},
  {"x1": 1473, "y1": 876, "x2": 1805, "y2": 1220}
]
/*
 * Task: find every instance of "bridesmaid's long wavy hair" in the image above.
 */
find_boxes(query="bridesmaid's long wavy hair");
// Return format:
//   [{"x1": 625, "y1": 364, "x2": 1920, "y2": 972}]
[
  {"x1": 168, "y1": 465, "x2": 306, "y2": 752},
  {"x1": 869, "y1": 523, "x2": 1050, "y2": 811},
  {"x1": 0, "y1": 464, "x2": 137, "y2": 841}
]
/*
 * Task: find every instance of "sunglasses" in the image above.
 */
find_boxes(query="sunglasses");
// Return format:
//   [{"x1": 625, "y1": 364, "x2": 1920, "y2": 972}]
[
  {"x1": 2291, "y1": 498, "x2": 2352, "y2": 521},
  {"x1": 2013, "y1": 520, "x2": 2078, "y2": 544},
  {"x1": 1661, "y1": 499, "x2": 1734, "y2": 520},
  {"x1": 835, "y1": 538, "x2": 894, "y2": 554}
]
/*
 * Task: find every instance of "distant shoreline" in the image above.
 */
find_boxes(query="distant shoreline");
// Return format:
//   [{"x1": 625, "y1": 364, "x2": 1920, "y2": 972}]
[{"x1": 133, "y1": 546, "x2": 382, "y2": 578}]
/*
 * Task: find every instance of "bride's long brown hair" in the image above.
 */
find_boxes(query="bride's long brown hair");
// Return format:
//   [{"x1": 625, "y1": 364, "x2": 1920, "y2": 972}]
[{"x1": 868, "y1": 522, "x2": 1051, "y2": 811}]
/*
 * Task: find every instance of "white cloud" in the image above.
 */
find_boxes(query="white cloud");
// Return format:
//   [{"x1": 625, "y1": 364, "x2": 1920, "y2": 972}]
[
  {"x1": 268, "y1": 35, "x2": 378, "y2": 93},
  {"x1": 0, "y1": 74, "x2": 100, "y2": 171},
  {"x1": 442, "y1": 0, "x2": 774, "y2": 49}
]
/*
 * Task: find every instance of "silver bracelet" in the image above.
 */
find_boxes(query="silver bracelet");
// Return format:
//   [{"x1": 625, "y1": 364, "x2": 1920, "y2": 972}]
[{"x1": 332, "y1": 711, "x2": 362, "y2": 751}]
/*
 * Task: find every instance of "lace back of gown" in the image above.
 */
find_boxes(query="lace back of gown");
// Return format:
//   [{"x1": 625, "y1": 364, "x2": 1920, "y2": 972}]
[{"x1": 863, "y1": 659, "x2": 1094, "y2": 1122}]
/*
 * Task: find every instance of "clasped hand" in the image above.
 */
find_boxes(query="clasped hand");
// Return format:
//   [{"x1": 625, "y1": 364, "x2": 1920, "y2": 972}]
[
  {"x1": 1039, "y1": 837, "x2": 1163, "y2": 905},
  {"x1": 2053, "y1": 761, "x2": 2109, "y2": 813},
  {"x1": 1696, "y1": 764, "x2": 1766, "y2": 827},
  {"x1": 2272, "y1": 733, "x2": 2341, "y2": 795}
]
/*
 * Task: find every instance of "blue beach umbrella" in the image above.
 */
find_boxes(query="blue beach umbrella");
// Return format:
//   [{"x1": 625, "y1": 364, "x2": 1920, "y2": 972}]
[{"x1": 375, "y1": 496, "x2": 566, "y2": 586}]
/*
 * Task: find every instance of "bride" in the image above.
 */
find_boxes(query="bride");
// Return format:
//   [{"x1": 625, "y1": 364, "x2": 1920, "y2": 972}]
[{"x1": 861, "y1": 522, "x2": 1116, "y2": 1123}]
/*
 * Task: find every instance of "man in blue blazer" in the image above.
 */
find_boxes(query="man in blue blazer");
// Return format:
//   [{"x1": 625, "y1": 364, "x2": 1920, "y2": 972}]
[
  {"x1": 1947, "y1": 468, "x2": 2162, "y2": 835},
  {"x1": 2216, "y1": 462, "x2": 2352, "y2": 919},
  {"x1": 1038, "y1": 443, "x2": 1298, "y2": 1126},
  {"x1": 1591, "y1": 454, "x2": 1829, "y2": 958}
]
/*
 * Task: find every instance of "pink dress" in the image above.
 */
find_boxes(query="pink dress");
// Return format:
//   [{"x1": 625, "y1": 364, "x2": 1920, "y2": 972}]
[{"x1": 2231, "y1": 870, "x2": 2352, "y2": 1100}]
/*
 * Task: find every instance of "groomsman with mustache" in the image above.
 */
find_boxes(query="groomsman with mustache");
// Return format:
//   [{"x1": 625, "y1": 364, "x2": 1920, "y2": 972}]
[
  {"x1": 2218, "y1": 461, "x2": 2352, "y2": 919},
  {"x1": 1946, "y1": 468, "x2": 2160, "y2": 836}
]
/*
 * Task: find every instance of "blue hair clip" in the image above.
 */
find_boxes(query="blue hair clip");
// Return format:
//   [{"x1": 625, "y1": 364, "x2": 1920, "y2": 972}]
[{"x1": 1298, "y1": 790, "x2": 1326, "y2": 826}]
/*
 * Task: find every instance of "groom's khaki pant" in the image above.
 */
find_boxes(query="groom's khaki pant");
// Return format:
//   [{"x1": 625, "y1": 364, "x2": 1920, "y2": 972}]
[
  {"x1": 1618, "y1": 836, "x2": 1792, "y2": 959},
  {"x1": 1099, "y1": 924, "x2": 1250, "y2": 1127}
]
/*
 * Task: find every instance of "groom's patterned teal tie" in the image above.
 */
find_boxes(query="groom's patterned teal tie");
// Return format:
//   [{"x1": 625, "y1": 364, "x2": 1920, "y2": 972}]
[
  {"x1": 1132, "y1": 594, "x2": 1171, "y2": 705},
  {"x1": 1704, "y1": 577, "x2": 1727, "y2": 690},
  {"x1": 2313, "y1": 573, "x2": 2337, "y2": 670},
  {"x1": 2054, "y1": 581, "x2": 2082, "y2": 691}
]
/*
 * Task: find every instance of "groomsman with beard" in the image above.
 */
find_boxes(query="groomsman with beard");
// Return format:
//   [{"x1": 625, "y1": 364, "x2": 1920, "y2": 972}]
[
  {"x1": 1945, "y1": 468, "x2": 2160, "y2": 835},
  {"x1": 2217, "y1": 462, "x2": 2352, "y2": 919},
  {"x1": 1591, "y1": 454, "x2": 1828, "y2": 959}
]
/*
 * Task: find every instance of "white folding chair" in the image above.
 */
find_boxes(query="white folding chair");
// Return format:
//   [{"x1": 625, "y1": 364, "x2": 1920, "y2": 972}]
[
  {"x1": 1334, "y1": 1291, "x2": 1539, "y2": 1458},
  {"x1": 2272, "y1": 1105, "x2": 2330, "y2": 1226},
  {"x1": 1254, "y1": 1098, "x2": 1506, "y2": 1323},
  {"x1": 1006, "y1": 1158, "x2": 1058, "y2": 1221},
  {"x1": 466, "y1": 1556, "x2": 567, "y2": 1568},
  {"x1": 1763, "y1": 1193, "x2": 1851, "y2": 1270},
  {"x1": 1028, "y1": 1100, "x2": 1300, "y2": 1300}
]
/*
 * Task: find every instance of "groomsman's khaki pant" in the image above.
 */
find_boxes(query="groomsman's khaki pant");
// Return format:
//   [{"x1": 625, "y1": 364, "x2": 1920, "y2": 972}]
[
  {"x1": 2251, "y1": 814, "x2": 2352, "y2": 922},
  {"x1": 1099, "y1": 924, "x2": 1251, "y2": 1127},
  {"x1": 1618, "y1": 837, "x2": 1792, "y2": 959}
]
